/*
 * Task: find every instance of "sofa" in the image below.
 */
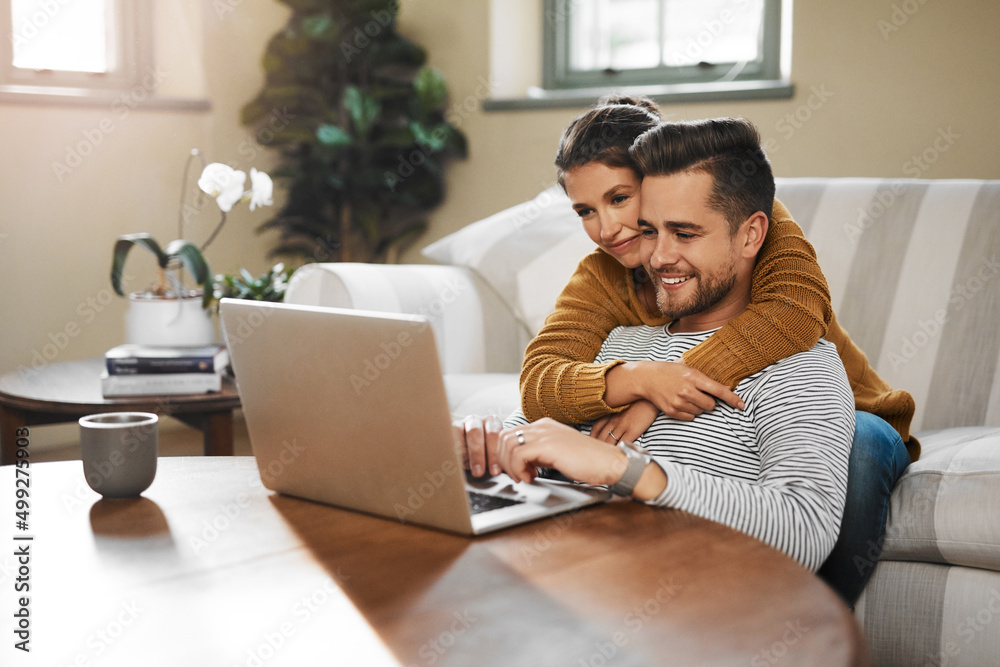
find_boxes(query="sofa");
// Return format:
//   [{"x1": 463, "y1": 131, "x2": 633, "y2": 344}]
[{"x1": 283, "y1": 177, "x2": 1000, "y2": 666}]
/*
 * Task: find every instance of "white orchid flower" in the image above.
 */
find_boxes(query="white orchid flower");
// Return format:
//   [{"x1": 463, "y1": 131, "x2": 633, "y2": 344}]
[
  {"x1": 248, "y1": 168, "x2": 274, "y2": 211},
  {"x1": 198, "y1": 163, "x2": 246, "y2": 213}
]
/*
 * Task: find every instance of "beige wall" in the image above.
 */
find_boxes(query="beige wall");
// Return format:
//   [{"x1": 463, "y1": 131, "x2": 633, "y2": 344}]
[{"x1": 2, "y1": 0, "x2": 998, "y2": 444}]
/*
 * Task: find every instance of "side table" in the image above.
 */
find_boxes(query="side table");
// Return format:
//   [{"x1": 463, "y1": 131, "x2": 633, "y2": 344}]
[{"x1": 0, "y1": 357, "x2": 241, "y2": 465}]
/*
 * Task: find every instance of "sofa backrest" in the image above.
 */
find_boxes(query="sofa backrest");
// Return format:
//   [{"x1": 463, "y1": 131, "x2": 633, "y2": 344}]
[{"x1": 774, "y1": 178, "x2": 1000, "y2": 433}]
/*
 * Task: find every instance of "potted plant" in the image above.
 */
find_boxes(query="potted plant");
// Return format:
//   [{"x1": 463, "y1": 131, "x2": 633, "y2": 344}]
[
  {"x1": 241, "y1": 0, "x2": 467, "y2": 264},
  {"x1": 212, "y1": 262, "x2": 293, "y2": 308},
  {"x1": 111, "y1": 151, "x2": 274, "y2": 346}
]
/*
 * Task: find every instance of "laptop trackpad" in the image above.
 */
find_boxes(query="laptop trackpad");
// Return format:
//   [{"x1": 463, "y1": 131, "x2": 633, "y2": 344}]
[{"x1": 499, "y1": 482, "x2": 570, "y2": 508}]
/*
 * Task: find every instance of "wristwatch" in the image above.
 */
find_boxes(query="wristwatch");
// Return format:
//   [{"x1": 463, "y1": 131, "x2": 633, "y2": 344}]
[{"x1": 608, "y1": 439, "x2": 652, "y2": 497}]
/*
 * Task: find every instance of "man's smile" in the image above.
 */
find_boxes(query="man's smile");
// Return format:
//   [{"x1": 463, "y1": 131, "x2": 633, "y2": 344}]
[{"x1": 658, "y1": 274, "x2": 692, "y2": 287}]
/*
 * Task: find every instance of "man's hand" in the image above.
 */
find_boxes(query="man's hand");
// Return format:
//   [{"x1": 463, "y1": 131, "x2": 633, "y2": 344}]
[
  {"x1": 497, "y1": 418, "x2": 668, "y2": 500},
  {"x1": 591, "y1": 400, "x2": 659, "y2": 444},
  {"x1": 497, "y1": 418, "x2": 626, "y2": 486},
  {"x1": 453, "y1": 415, "x2": 503, "y2": 478},
  {"x1": 605, "y1": 361, "x2": 744, "y2": 421}
]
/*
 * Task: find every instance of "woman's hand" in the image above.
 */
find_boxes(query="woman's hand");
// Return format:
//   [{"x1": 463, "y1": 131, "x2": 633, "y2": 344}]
[
  {"x1": 497, "y1": 418, "x2": 627, "y2": 486},
  {"x1": 605, "y1": 361, "x2": 744, "y2": 421},
  {"x1": 591, "y1": 400, "x2": 659, "y2": 444}
]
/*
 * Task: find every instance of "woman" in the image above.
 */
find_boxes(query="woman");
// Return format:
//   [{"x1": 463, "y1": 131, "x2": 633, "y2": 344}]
[{"x1": 462, "y1": 96, "x2": 912, "y2": 605}]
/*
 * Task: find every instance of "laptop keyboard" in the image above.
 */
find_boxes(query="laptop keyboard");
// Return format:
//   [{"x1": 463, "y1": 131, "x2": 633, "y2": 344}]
[{"x1": 467, "y1": 491, "x2": 524, "y2": 515}]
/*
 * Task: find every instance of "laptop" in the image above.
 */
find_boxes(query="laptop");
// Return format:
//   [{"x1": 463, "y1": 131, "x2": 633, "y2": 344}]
[{"x1": 219, "y1": 299, "x2": 609, "y2": 535}]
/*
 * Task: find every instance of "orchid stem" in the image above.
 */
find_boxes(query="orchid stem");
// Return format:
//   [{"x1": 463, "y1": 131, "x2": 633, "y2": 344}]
[
  {"x1": 201, "y1": 210, "x2": 227, "y2": 252},
  {"x1": 156, "y1": 266, "x2": 167, "y2": 297}
]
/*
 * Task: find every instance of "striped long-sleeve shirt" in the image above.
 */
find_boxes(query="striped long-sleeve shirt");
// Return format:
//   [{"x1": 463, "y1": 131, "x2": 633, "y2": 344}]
[{"x1": 506, "y1": 323, "x2": 854, "y2": 571}]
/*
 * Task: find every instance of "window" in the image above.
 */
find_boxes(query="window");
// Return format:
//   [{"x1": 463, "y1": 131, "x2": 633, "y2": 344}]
[
  {"x1": 539, "y1": 0, "x2": 787, "y2": 102},
  {"x1": 0, "y1": 0, "x2": 154, "y2": 102}
]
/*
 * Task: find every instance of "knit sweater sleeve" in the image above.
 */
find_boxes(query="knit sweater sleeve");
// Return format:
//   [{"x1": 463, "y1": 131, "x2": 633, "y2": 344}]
[
  {"x1": 681, "y1": 199, "x2": 833, "y2": 387},
  {"x1": 519, "y1": 250, "x2": 664, "y2": 424}
]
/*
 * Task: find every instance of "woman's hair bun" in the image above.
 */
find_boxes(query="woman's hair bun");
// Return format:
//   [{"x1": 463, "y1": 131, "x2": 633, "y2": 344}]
[{"x1": 595, "y1": 93, "x2": 660, "y2": 119}]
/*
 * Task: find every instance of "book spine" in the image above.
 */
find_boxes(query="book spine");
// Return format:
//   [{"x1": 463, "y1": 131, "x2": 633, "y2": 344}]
[
  {"x1": 101, "y1": 373, "x2": 223, "y2": 396},
  {"x1": 106, "y1": 357, "x2": 221, "y2": 375}
]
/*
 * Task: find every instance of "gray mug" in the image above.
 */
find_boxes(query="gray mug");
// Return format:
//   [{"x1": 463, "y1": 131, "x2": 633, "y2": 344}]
[{"x1": 79, "y1": 412, "x2": 158, "y2": 498}]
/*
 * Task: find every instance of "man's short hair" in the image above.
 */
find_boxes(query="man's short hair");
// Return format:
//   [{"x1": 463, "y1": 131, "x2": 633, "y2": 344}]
[{"x1": 629, "y1": 118, "x2": 775, "y2": 234}]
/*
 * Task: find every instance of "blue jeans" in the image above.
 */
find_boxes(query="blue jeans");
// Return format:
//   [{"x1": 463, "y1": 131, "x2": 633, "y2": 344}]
[{"x1": 817, "y1": 411, "x2": 911, "y2": 607}]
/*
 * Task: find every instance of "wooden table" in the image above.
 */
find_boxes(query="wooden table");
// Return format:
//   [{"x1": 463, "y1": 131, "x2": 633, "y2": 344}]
[
  {"x1": 0, "y1": 358, "x2": 241, "y2": 465},
  {"x1": 1, "y1": 457, "x2": 869, "y2": 666}
]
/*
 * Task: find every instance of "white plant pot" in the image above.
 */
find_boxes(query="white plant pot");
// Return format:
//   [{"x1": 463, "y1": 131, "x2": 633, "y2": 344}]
[{"x1": 126, "y1": 290, "x2": 216, "y2": 347}]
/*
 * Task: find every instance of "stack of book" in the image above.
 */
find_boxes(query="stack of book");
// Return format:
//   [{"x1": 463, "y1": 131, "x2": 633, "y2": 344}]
[{"x1": 100, "y1": 344, "x2": 230, "y2": 397}]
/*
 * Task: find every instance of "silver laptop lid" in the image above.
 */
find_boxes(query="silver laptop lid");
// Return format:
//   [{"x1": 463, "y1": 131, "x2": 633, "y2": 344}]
[{"x1": 220, "y1": 299, "x2": 475, "y2": 534}]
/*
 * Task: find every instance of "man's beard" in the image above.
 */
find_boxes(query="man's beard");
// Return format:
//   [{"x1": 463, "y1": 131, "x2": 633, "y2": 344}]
[{"x1": 654, "y1": 262, "x2": 739, "y2": 322}]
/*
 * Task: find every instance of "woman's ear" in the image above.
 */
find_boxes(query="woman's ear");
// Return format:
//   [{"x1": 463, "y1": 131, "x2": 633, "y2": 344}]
[{"x1": 739, "y1": 211, "x2": 769, "y2": 259}]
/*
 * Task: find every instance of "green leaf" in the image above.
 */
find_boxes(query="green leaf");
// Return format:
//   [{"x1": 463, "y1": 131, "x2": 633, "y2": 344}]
[
  {"x1": 316, "y1": 124, "x2": 354, "y2": 147},
  {"x1": 110, "y1": 233, "x2": 168, "y2": 296},
  {"x1": 344, "y1": 86, "x2": 381, "y2": 137},
  {"x1": 409, "y1": 121, "x2": 447, "y2": 152},
  {"x1": 413, "y1": 66, "x2": 448, "y2": 114},
  {"x1": 446, "y1": 125, "x2": 469, "y2": 157},
  {"x1": 301, "y1": 15, "x2": 337, "y2": 41},
  {"x1": 163, "y1": 240, "x2": 212, "y2": 307}
]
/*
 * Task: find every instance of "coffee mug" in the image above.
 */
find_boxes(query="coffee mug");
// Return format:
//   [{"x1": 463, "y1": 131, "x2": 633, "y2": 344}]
[{"x1": 79, "y1": 412, "x2": 158, "y2": 498}]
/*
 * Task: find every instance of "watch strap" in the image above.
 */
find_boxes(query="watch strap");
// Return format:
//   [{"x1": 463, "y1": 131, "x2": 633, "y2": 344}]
[{"x1": 608, "y1": 440, "x2": 651, "y2": 497}]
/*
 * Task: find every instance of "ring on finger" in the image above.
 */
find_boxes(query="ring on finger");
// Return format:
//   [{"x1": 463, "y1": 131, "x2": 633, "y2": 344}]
[
  {"x1": 515, "y1": 430, "x2": 526, "y2": 446},
  {"x1": 608, "y1": 429, "x2": 620, "y2": 442}
]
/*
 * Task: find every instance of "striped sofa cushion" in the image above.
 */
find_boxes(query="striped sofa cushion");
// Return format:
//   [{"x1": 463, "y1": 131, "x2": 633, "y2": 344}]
[
  {"x1": 878, "y1": 425, "x2": 1000, "y2": 570},
  {"x1": 774, "y1": 178, "x2": 1000, "y2": 433},
  {"x1": 856, "y1": 561, "x2": 1000, "y2": 667}
]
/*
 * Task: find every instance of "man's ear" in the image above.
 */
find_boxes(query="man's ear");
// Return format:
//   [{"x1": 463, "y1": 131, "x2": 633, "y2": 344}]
[{"x1": 739, "y1": 211, "x2": 769, "y2": 259}]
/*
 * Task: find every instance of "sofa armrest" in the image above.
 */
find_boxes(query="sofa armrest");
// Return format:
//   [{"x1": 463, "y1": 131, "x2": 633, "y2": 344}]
[{"x1": 283, "y1": 263, "x2": 525, "y2": 375}]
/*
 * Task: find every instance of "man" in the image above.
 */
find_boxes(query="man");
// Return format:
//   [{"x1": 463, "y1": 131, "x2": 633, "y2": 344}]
[{"x1": 460, "y1": 118, "x2": 854, "y2": 572}]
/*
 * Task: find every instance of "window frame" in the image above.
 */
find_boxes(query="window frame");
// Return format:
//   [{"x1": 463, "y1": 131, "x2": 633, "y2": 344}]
[
  {"x1": 0, "y1": 0, "x2": 155, "y2": 105},
  {"x1": 542, "y1": 0, "x2": 784, "y2": 92}
]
